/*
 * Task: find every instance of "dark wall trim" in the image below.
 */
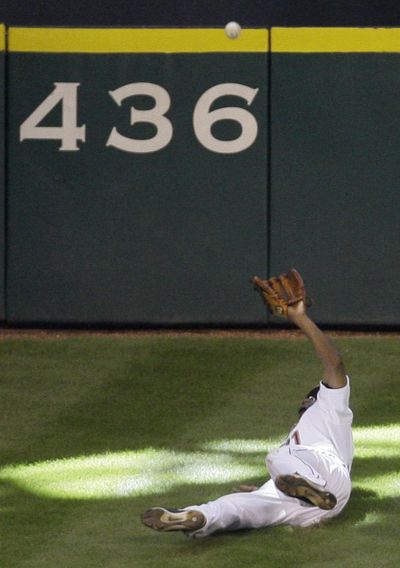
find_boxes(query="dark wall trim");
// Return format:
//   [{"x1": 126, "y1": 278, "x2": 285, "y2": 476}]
[{"x1": 2, "y1": 1, "x2": 400, "y2": 27}]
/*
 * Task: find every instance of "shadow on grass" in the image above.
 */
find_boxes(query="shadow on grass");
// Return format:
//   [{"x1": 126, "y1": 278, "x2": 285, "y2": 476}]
[
  {"x1": 2, "y1": 336, "x2": 398, "y2": 468},
  {"x1": 0, "y1": 337, "x2": 314, "y2": 465}
]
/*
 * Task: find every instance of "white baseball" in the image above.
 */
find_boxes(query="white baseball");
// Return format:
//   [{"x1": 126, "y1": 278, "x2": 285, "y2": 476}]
[{"x1": 224, "y1": 22, "x2": 241, "y2": 40}]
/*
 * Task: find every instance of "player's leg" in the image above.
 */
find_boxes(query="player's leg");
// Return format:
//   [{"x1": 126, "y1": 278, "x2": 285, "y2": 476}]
[
  {"x1": 274, "y1": 474, "x2": 336, "y2": 510},
  {"x1": 266, "y1": 445, "x2": 351, "y2": 511},
  {"x1": 141, "y1": 480, "x2": 304, "y2": 538},
  {"x1": 267, "y1": 445, "x2": 338, "y2": 510},
  {"x1": 267, "y1": 445, "x2": 328, "y2": 489}
]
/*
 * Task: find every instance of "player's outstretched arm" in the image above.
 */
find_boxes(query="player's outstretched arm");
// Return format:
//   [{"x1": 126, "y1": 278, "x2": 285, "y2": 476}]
[
  {"x1": 251, "y1": 268, "x2": 347, "y2": 389},
  {"x1": 287, "y1": 302, "x2": 347, "y2": 389}
]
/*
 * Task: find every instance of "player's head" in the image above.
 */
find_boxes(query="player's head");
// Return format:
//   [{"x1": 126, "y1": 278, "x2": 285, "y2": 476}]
[{"x1": 298, "y1": 385, "x2": 320, "y2": 416}]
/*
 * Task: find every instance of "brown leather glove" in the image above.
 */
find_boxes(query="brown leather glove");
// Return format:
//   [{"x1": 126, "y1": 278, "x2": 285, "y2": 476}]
[{"x1": 251, "y1": 268, "x2": 311, "y2": 317}]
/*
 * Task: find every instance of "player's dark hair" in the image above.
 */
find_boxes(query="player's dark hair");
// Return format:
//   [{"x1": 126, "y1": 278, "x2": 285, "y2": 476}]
[
  {"x1": 298, "y1": 385, "x2": 320, "y2": 416},
  {"x1": 305, "y1": 386, "x2": 320, "y2": 400}
]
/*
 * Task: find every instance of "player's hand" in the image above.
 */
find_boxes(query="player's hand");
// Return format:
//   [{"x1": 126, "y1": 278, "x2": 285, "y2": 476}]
[
  {"x1": 287, "y1": 300, "x2": 307, "y2": 321},
  {"x1": 231, "y1": 484, "x2": 259, "y2": 493}
]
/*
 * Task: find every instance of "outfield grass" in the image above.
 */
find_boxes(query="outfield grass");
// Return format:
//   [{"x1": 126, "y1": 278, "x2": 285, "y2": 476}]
[{"x1": 1, "y1": 335, "x2": 399, "y2": 568}]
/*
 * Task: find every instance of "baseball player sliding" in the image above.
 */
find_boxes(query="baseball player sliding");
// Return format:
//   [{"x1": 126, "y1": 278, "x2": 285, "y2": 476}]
[{"x1": 141, "y1": 269, "x2": 354, "y2": 538}]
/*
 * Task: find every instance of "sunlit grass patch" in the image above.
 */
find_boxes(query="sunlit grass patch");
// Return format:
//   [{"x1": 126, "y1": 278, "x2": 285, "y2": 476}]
[
  {"x1": 354, "y1": 472, "x2": 400, "y2": 497},
  {"x1": 352, "y1": 424, "x2": 400, "y2": 497},
  {"x1": 354, "y1": 424, "x2": 400, "y2": 458},
  {"x1": 202, "y1": 438, "x2": 278, "y2": 454},
  {"x1": 2, "y1": 424, "x2": 399, "y2": 501},
  {"x1": 0, "y1": 448, "x2": 263, "y2": 500},
  {"x1": 354, "y1": 511, "x2": 385, "y2": 528}
]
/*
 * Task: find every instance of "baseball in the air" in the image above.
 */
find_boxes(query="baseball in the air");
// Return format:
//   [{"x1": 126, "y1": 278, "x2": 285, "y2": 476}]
[{"x1": 225, "y1": 21, "x2": 241, "y2": 39}]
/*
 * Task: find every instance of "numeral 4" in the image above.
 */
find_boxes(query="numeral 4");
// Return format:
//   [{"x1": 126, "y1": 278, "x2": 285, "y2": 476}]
[{"x1": 20, "y1": 83, "x2": 86, "y2": 151}]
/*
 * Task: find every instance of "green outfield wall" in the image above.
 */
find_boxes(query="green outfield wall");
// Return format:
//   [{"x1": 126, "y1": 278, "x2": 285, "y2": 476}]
[
  {"x1": 6, "y1": 28, "x2": 268, "y2": 325},
  {"x1": 3, "y1": 27, "x2": 400, "y2": 326},
  {"x1": 270, "y1": 28, "x2": 400, "y2": 325}
]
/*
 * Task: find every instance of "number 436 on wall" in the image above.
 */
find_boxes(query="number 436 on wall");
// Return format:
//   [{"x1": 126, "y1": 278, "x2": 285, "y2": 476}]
[{"x1": 19, "y1": 82, "x2": 260, "y2": 154}]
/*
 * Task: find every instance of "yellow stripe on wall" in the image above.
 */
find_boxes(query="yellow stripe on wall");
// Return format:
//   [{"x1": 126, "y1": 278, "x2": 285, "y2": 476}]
[
  {"x1": 272, "y1": 27, "x2": 400, "y2": 53},
  {"x1": 0, "y1": 24, "x2": 5, "y2": 51},
  {"x1": 8, "y1": 27, "x2": 268, "y2": 53}
]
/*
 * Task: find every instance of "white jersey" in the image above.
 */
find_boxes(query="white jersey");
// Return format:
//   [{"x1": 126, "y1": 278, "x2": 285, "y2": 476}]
[{"x1": 286, "y1": 377, "x2": 354, "y2": 470}]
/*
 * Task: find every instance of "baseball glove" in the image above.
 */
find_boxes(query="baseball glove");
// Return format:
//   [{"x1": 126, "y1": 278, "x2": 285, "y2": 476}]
[{"x1": 251, "y1": 268, "x2": 311, "y2": 317}]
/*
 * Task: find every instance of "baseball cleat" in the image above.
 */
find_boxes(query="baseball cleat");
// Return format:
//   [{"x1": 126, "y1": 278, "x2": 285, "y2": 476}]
[
  {"x1": 141, "y1": 507, "x2": 206, "y2": 532},
  {"x1": 275, "y1": 474, "x2": 337, "y2": 510}
]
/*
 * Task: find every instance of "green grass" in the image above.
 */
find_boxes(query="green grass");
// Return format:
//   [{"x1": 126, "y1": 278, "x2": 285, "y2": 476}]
[{"x1": 1, "y1": 335, "x2": 399, "y2": 568}]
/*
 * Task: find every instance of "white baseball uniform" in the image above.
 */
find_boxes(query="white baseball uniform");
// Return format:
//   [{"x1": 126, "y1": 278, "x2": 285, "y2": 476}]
[{"x1": 185, "y1": 377, "x2": 353, "y2": 538}]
